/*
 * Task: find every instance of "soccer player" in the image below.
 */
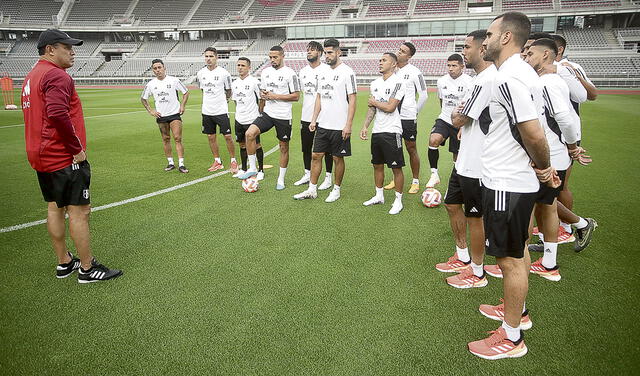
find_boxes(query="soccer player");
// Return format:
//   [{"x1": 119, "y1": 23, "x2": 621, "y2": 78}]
[
  {"x1": 293, "y1": 38, "x2": 357, "y2": 203},
  {"x1": 238, "y1": 46, "x2": 300, "y2": 190},
  {"x1": 359, "y1": 53, "x2": 405, "y2": 215},
  {"x1": 435, "y1": 29, "x2": 498, "y2": 289},
  {"x1": 197, "y1": 47, "x2": 238, "y2": 173},
  {"x1": 231, "y1": 57, "x2": 265, "y2": 180},
  {"x1": 520, "y1": 32, "x2": 552, "y2": 59},
  {"x1": 294, "y1": 41, "x2": 333, "y2": 189},
  {"x1": 141, "y1": 59, "x2": 190, "y2": 173},
  {"x1": 467, "y1": 12, "x2": 560, "y2": 360},
  {"x1": 383, "y1": 42, "x2": 428, "y2": 194},
  {"x1": 426, "y1": 54, "x2": 472, "y2": 188},
  {"x1": 22, "y1": 29, "x2": 122, "y2": 283}
]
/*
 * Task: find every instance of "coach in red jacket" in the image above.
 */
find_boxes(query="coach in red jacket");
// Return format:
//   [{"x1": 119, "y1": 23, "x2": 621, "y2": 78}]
[{"x1": 22, "y1": 29, "x2": 121, "y2": 283}]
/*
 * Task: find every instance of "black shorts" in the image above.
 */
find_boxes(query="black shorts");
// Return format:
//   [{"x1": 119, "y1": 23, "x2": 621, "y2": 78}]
[
  {"x1": 401, "y1": 119, "x2": 417, "y2": 141},
  {"x1": 253, "y1": 112, "x2": 292, "y2": 142},
  {"x1": 312, "y1": 127, "x2": 351, "y2": 157},
  {"x1": 443, "y1": 167, "x2": 483, "y2": 217},
  {"x1": 431, "y1": 118, "x2": 460, "y2": 154},
  {"x1": 371, "y1": 132, "x2": 405, "y2": 168},
  {"x1": 234, "y1": 121, "x2": 260, "y2": 144},
  {"x1": 301, "y1": 121, "x2": 315, "y2": 153},
  {"x1": 202, "y1": 114, "x2": 231, "y2": 135},
  {"x1": 157, "y1": 113, "x2": 181, "y2": 124},
  {"x1": 37, "y1": 161, "x2": 91, "y2": 208},
  {"x1": 483, "y1": 187, "x2": 537, "y2": 259},
  {"x1": 536, "y1": 169, "x2": 567, "y2": 205}
]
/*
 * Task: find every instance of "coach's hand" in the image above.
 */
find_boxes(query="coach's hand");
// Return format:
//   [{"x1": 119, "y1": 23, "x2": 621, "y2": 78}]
[
  {"x1": 149, "y1": 110, "x2": 161, "y2": 118},
  {"x1": 359, "y1": 127, "x2": 368, "y2": 140},
  {"x1": 73, "y1": 150, "x2": 87, "y2": 164},
  {"x1": 309, "y1": 121, "x2": 317, "y2": 132},
  {"x1": 342, "y1": 125, "x2": 352, "y2": 140}
]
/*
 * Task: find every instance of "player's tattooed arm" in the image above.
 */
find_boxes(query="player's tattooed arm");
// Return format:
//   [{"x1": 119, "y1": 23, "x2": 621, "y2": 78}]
[{"x1": 360, "y1": 105, "x2": 376, "y2": 140}]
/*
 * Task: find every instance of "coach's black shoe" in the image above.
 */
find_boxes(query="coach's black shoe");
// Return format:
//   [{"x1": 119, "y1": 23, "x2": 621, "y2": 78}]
[
  {"x1": 78, "y1": 259, "x2": 123, "y2": 284},
  {"x1": 56, "y1": 252, "x2": 81, "y2": 278},
  {"x1": 178, "y1": 165, "x2": 189, "y2": 173},
  {"x1": 164, "y1": 164, "x2": 175, "y2": 171},
  {"x1": 528, "y1": 241, "x2": 544, "y2": 253},
  {"x1": 574, "y1": 218, "x2": 598, "y2": 253}
]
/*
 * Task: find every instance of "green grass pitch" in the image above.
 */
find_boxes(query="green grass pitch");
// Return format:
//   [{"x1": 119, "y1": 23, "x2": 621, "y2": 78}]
[{"x1": 0, "y1": 88, "x2": 638, "y2": 374}]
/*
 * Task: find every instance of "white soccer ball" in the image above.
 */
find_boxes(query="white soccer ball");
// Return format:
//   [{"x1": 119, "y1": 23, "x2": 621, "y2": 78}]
[
  {"x1": 421, "y1": 188, "x2": 442, "y2": 207},
  {"x1": 242, "y1": 177, "x2": 259, "y2": 193}
]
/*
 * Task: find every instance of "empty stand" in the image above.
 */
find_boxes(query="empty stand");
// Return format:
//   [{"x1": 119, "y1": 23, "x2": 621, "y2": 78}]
[
  {"x1": 132, "y1": 0, "x2": 194, "y2": 25},
  {"x1": 413, "y1": 0, "x2": 459, "y2": 15},
  {"x1": 365, "y1": 0, "x2": 409, "y2": 18},
  {"x1": 172, "y1": 40, "x2": 218, "y2": 56},
  {"x1": 246, "y1": 0, "x2": 298, "y2": 23},
  {"x1": 135, "y1": 39, "x2": 179, "y2": 57},
  {"x1": 0, "y1": 0, "x2": 62, "y2": 25},
  {"x1": 563, "y1": 28, "x2": 610, "y2": 49},
  {"x1": 502, "y1": 0, "x2": 553, "y2": 10},
  {"x1": 190, "y1": 0, "x2": 249, "y2": 24},
  {"x1": 294, "y1": 0, "x2": 341, "y2": 20},
  {"x1": 560, "y1": 0, "x2": 621, "y2": 8},
  {"x1": 65, "y1": 0, "x2": 131, "y2": 25}
]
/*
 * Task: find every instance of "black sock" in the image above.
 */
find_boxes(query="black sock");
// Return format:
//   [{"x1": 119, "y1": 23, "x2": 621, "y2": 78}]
[
  {"x1": 325, "y1": 153, "x2": 333, "y2": 173},
  {"x1": 256, "y1": 147, "x2": 264, "y2": 172},
  {"x1": 303, "y1": 151, "x2": 311, "y2": 171},
  {"x1": 428, "y1": 147, "x2": 439, "y2": 170},
  {"x1": 240, "y1": 148, "x2": 248, "y2": 171}
]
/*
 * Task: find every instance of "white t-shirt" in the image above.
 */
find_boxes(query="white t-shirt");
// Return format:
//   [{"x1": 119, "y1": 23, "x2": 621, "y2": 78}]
[
  {"x1": 197, "y1": 66, "x2": 231, "y2": 116},
  {"x1": 455, "y1": 64, "x2": 497, "y2": 179},
  {"x1": 370, "y1": 74, "x2": 405, "y2": 134},
  {"x1": 437, "y1": 73, "x2": 473, "y2": 123},
  {"x1": 231, "y1": 75, "x2": 261, "y2": 125},
  {"x1": 482, "y1": 54, "x2": 545, "y2": 193},
  {"x1": 260, "y1": 66, "x2": 300, "y2": 120},
  {"x1": 299, "y1": 63, "x2": 330, "y2": 123},
  {"x1": 141, "y1": 75, "x2": 188, "y2": 117},
  {"x1": 396, "y1": 63, "x2": 428, "y2": 120},
  {"x1": 317, "y1": 62, "x2": 358, "y2": 131}
]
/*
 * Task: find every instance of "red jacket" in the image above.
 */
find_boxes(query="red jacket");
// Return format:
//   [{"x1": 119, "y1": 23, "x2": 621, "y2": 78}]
[{"x1": 22, "y1": 59, "x2": 86, "y2": 172}]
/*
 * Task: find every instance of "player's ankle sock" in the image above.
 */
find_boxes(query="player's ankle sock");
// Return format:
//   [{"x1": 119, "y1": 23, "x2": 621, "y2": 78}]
[
  {"x1": 522, "y1": 302, "x2": 527, "y2": 314},
  {"x1": 333, "y1": 185, "x2": 340, "y2": 191},
  {"x1": 471, "y1": 262, "x2": 484, "y2": 278},
  {"x1": 231, "y1": 157, "x2": 237, "y2": 163},
  {"x1": 560, "y1": 221, "x2": 572, "y2": 233},
  {"x1": 428, "y1": 147, "x2": 439, "y2": 169},
  {"x1": 412, "y1": 178, "x2": 419, "y2": 185},
  {"x1": 215, "y1": 157, "x2": 221, "y2": 164},
  {"x1": 309, "y1": 183, "x2": 317, "y2": 193},
  {"x1": 278, "y1": 167, "x2": 287, "y2": 182},
  {"x1": 394, "y1": 191, "x2": 402, "y2": 201},
  {"x1": 304, "y1": 169, "x2": 311, "y2": 177},
  {"x1": 167, "y1": 157, "x2": 174, "y2": 165},
  {"x1": 240, "y1": 149, "x2": 248, "y2": 171},
  {"x1": 325, "y1": 172, "x2": 332, "y2": 179},
  {"x1": 248, "y1": 154, "x2": 257, "y2": 171},
  {"x1": 456, "y1": 246, "x2": 470, "y2": 263},
  {"x1": 430, "y1": 167, "x2": 438, "y2": 174},
  {"x1": 572, "y1": 217, "x2": 588, "y2": 230},
  {"x1": 375, "y1": 187, "x2": 384, "y2": 198},
  {"x1": 256, "y1": 147, "x2": 264, "y2": 171},
  {"x1": 541, "y1": 242, "x2": 558, "y2": 269},
  {"x1": 501, "y1": 321, "x2": 522, "y2": 342},
  {"x1": 178, "y1": 158, "x2": 184, "y2": 167}
]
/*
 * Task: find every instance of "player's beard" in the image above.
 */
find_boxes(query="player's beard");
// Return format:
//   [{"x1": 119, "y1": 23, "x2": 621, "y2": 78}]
[{"x1": 307, "y1": 55, "x2": 318, "y2": 63}]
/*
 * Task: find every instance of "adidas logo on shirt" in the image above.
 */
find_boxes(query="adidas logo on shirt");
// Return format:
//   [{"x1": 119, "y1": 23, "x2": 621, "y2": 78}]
[{"x1": 470, "y1": 207, "x2": 478, "y2": 213}]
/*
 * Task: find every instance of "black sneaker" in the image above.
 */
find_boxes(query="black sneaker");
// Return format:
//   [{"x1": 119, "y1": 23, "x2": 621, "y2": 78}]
[
  {"x1": 574, "y1": 218, "x2": 598, "y2": 252},
  {"x1": 528, "y1": 241, "x2": 544, "y2": 253},
  {"x1": 56, "y1": 252, "x2": 80, "y2": 278},
  {"x1": 178, "y1": 165, "x2": 189, "y2": 173},
  {"x1": 78, "y1": 259, "x2": 123, "y2": 284},
  {"x1": 164, "y1": 164, "x2": 175, "y2": 171}
]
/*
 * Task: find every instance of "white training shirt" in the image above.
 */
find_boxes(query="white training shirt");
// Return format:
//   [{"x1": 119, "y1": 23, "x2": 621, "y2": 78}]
[
  {"x1": 299, "y1": 63, "x2": 331, "y2": 123},
  {"x1": 316, "y1": 62, "x2": 358, "y2": 131},
  {"x1": 260, "y1": 65, "x2": 300, "y2": 120},
  {"x1": 231, "y1": 75, "x2": 261, "y2": 125},
  {"x1": 370, "y1": 74, "x2": 405, "y2": 134},
  {"x1": 396, "y1": 63, "x2": 428, "y2": 120},
  {"x1": 197, "y1": 66, "x2": 232, "y2": 116},
  {"x1": 482, "y1": 54, "x2": 545, "y2": 193},
  {"x1": 141, "y1": 75, "x2": 188, "y2": 117},
  {"x1": 455, "y1": 64, "x2": 497, "y2": 179},
  {"x1": 437, "y1": 73, "x2": 473, "y2": 124}
]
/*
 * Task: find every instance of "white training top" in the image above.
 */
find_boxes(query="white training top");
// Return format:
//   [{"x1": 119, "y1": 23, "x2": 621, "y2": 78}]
[
  {"x1": 455, "y1": 64, "x2": 497, "y2": 179},
  {"x1": 317, "y1": 62, "x2": 358, "y2": 131},
  {"x1": 482, "y1": 54, "x2": 544, "y2": 193},
  {"x1": 299, "y1": 63, "x2": 331, "y2": 123},
  {"x1": 231, "y1": 75, "x2": 261, "y2": 125},
  {"x1": 260, "y1": 65, "x2": 300, "y2": 120},
  {"x1": 370, "y1": 74, "x2": 405, "y2": 134},
  {"x1": 197, "y1": 66, "x2": 232, "y2": 116},
  {"x1": 141, "y1": 75, "x2": 188, "y2": 117},
  {"x1": 437, "y1": 73, "x2": 473, "y2": 123},
  {"x1": 396, "y1": 63, "x2": 428, "y2": 120}
]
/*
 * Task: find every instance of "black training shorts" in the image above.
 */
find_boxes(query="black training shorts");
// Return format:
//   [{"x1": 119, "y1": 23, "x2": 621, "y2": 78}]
[{"x1": 37, "y1": 161, "x2": 91, "y2": 208}]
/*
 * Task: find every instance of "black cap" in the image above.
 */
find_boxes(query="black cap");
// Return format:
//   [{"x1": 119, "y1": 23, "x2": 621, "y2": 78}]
[{"x1": 37, "y1": 29, "x2": 83, "y2": 49}]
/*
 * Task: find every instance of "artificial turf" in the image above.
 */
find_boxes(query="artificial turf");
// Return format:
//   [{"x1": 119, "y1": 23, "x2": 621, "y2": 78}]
[{"x1": 0, "y1": 88, "x2": 638, "y2": 375}]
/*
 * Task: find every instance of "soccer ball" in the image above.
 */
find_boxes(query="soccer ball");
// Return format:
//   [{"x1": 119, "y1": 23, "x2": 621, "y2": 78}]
[
  {"x1": 242, "y1": 177, "x2": 259, "y2": 192},
  {"x1": 421, "y1": 188, "x2": 442, "y2": 207}
]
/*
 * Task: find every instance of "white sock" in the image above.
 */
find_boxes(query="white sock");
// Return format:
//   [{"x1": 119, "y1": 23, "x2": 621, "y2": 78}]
[
  {"x1": 501, "y1": 321, "x2": 522, "y2": 342},
  {"x1": 522, "y1": 302, "x2": 527, "y2": 314},
  {"x1": 325, "y1": 172, "x2": 332, "y2": 178},
  {"x1": 167, "y1": 157, "x2": 174, "y2": 165},
  {"x1": 471, "y1": 262, "x2": 484, "y2": 278},
  {"x1": 231, "y1": 157, "x2": 236, "y2": 163},
  {"x1": 412, "y1": 178, "x2": 419, "y2": 185},
  {"x1": 333, "y1": 185, "x2": 341, "y2": 191},
  {"x1": 278, "y1": 167, "x2": 287, "y2": 182},
  {"x1": 395, "y1": 191, "x2": 402, "y2": 200},
  {"x1": 456, "y1": 246, "x2": 470, "y2": 263},
  {"x1": 573, "y1": 217, "x2": 588, "y2": 229},
  {"x1": 538, "y1": 232, "x2": 544, "y2": 241},
  {"x1": 215, "y1": 157, "x2": 221, "y2": 164},
  {"x1": 375, "y1": 187, "x2": 384, "y2": 198},
  {"x1": 541, "y1": 242, "x2": 558, "y2": 269},
  {"x1": 431, "y1": 167, "x2": 438, "y2": 174},
  {"x1": 309, "y1": 183, "x2": 317, "y2": 193},
  {"x1": 178, "y1": 158, "x2": 184, "y2": 167},
  {"x1": 304, "y1": 169, "x2": 310, "y2": 176},
  {"x1": 248, "y1": 155, "x2": 257, "y2": 171},
  {"x1": 561, "y1": 221, "x2": 571, "y2": 233}
]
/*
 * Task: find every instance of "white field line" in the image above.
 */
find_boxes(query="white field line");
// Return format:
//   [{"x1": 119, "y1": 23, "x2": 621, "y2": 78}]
[{"x1": 0, "y1": 145, "x2": 277, "y2": 233}]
